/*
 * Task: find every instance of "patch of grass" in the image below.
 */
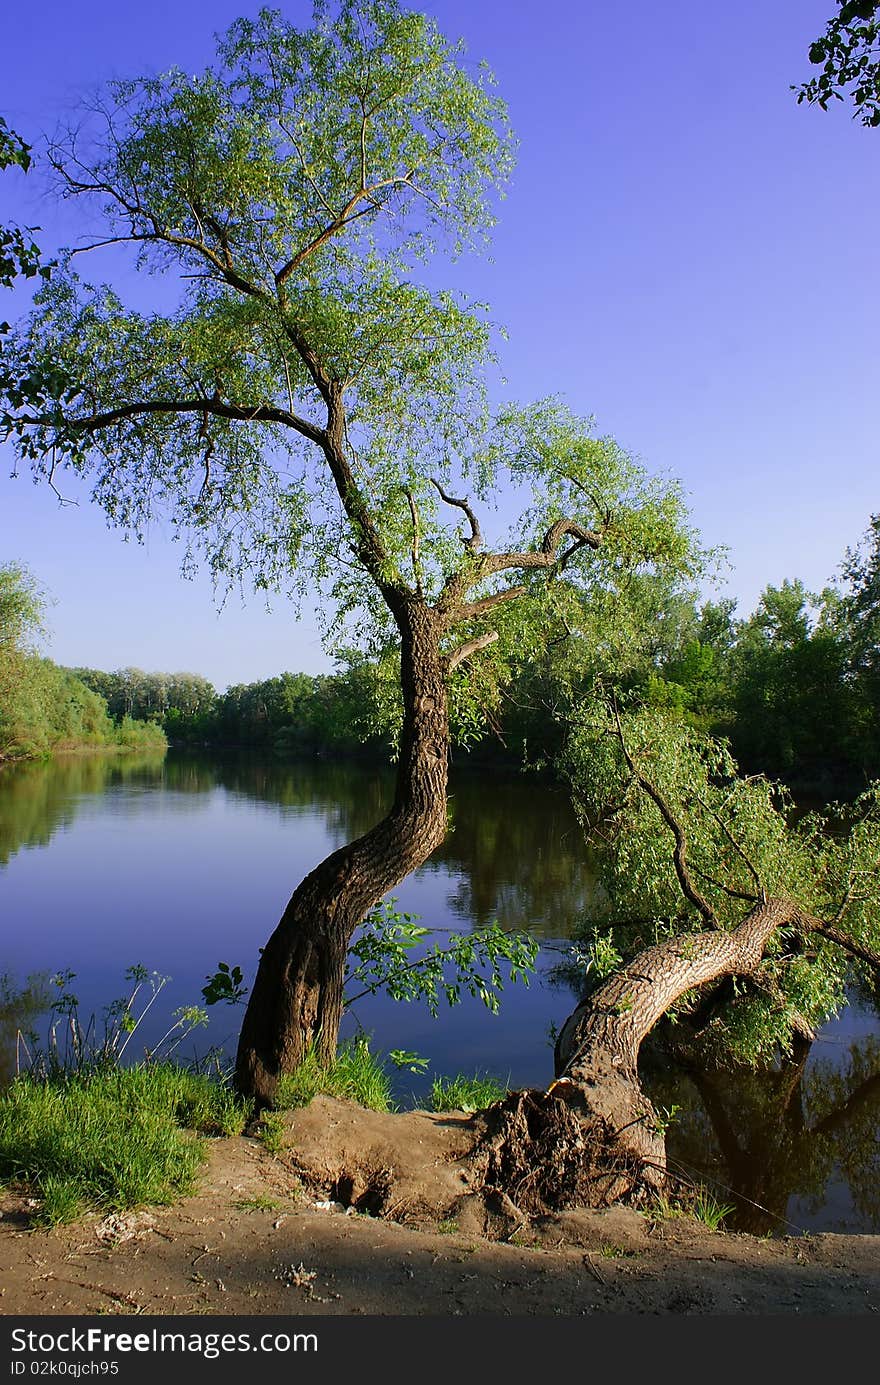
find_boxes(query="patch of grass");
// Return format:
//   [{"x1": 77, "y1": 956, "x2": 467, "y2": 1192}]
[
  {"x1": 234, "y1": 1194, "x2": 281, "y2": 1213},
  {"x1": 258, "y1": 1111, "x2": 286, "y2": 1156},
  {"x1": 429, "y1": 1072, "x2": 507, "y2": 1113},
  {"x1": 690, "y1": 1187, "x2": 735, "y2": 1232},
  {"x1": 39, "y1": 1174, "x2": 85, "y2": 1227},
  {"x1": 642, "y1": 1193, "x2": 685, "y2": 1230},
  {"x1": 0, "y1": 1063, "x2": 250, "y2": 1227},
  {"x1": 275, "y1": 1036, "x2": 393, "y2": 1113},
  {"x1": 644, "y1": 1185, "x2": 734, "y2": 1234},
  {"x1": 437, "y1": 1217, "x2": 459, "y2": 1234}
]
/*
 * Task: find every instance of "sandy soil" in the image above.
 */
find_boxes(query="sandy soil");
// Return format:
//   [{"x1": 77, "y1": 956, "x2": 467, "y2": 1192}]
[{"x1": 1, "y1": 1096, "x2": 878, "y2": 1317}]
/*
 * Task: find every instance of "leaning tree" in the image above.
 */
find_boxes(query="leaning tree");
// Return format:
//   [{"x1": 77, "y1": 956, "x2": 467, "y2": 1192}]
[
  {"x1": 474, "y1": 702, "x2": 880, "y2": 1211},
  {"x1": 0, "y1": 1, "x2": 697, "y2": 1105}
]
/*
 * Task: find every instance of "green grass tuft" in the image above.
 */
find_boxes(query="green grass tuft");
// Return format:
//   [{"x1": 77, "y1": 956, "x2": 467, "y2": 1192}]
[
  {"x1": 275, "y1": 1036, "x2": 393, "y2": 1113},
  {"x1": 429, "y1": 1071, "x2": 507, "y2": 1113},
  {"x1": 644, "y1": 1184, "x2": 734, "y2": 1234},
  {"x1": 234, "y1": 1194, "x2": 281, "y2": 1213},
  {"x1": 690, "y1": 1186, "x2": 735, "y2": 1232},
  {"x1": 0, "y1": 1063, "x2": 250, "y2": 1226},
  {"x1": 257, "y1": 1111, "x2": 286, "y2": 1156}
]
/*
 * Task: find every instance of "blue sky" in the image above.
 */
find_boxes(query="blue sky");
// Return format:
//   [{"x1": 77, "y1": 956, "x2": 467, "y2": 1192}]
[{"x1": 1, "y1": 0, "x2": 877, "y2": 690}]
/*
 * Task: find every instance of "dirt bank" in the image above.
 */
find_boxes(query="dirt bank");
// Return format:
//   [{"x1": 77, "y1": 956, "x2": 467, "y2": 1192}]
[{"x1": 1, "y1": 1097, "x2": 877, "y2": 1316}]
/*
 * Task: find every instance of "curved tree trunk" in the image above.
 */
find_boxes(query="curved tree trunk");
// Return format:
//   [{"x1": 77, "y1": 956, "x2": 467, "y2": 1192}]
[
  {"x1": 550, "y1": 897, "x2": 799, "y2": 1179},
  {"x1": 235, "y1": 600, "x2": 450, "y2": 1106},
  {"x1": 473, "y1": 898, "x2": 804, "y2": 1213}
]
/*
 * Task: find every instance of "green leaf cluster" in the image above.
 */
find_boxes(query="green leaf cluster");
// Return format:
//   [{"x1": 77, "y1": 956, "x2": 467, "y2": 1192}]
[
  {"x1": 346, "y1": 897, "x2": 538, "y2": 1016},
  {"x1": 795, "y1": 1, "x2": 880, "y2": 127},
  {"x1": 0, "y1": 118, "x2": 51, "y2": 294},
  {"x1": 2, "y1": 1, "x2": 514, "y2": 609}
]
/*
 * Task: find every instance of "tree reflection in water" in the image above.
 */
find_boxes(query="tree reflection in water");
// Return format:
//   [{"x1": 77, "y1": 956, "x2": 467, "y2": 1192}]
[
  {"x1": 0, "y1": 974, "x2": 52, "y2": 1088},
  {"x1": 642, "y1": 1030, "x2": 880, "y2": 1234},
  {"x1": 546, "y1": 947, "x2": 880, "y2": 1233}
]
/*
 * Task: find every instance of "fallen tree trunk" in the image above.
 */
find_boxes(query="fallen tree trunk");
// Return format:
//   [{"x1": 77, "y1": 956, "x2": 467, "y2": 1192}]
[{"x1": 552, "y1": 898, "x2": 799, "y2": 1170}]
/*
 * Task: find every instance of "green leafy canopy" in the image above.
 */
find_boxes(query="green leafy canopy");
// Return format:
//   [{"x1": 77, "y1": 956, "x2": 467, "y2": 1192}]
[
  {"x1": 0, "y1": 118, "x2": 51, "y2": 296},
  {"x1": 562, "y1": 702, "x2": 880, "y2": 1065},
  {"x1": 795, "y1": 1, "x2": 880, "y2": 127},
  {"x1": 2, "y1": 1, "x2": 701, "y2": 679},
  {"x1": 2, "y1": 1, "x2": 515, "y2": 598}
]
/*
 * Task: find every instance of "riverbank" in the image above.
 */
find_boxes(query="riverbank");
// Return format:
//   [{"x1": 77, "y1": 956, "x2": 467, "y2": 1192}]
[
  {"x1": 1, "y1": 1096, "x2": 878, "y2": 1317},
  {"x1": 0, "y1": 724, "x2": 167, "y2": 768}
]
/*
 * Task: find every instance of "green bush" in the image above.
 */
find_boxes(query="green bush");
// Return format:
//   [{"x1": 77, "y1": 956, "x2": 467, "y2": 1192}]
[{"x1": 112, "y1": 715, "x2": 167, "y2": 752}]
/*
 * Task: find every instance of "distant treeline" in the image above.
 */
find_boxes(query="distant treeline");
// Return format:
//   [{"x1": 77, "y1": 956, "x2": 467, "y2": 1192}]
[
  {"x1": 71, "y1": 517, "x2": 880, "y2": 795},
  {"x1": 8, "y1": 513, "x2": 880, "y2": 792},
  {"x1": 642, "y1": 517, "x2": 880, "y2": 793},
  {"x1": 498, "y1": 547, "x2": 880, "y2": 796},
  {"x1": 0, "y1": 564, "x2": 166, "y2": 764},
  {"x1": 69, "y1": 665, "x2": 385, "y2": 759}
]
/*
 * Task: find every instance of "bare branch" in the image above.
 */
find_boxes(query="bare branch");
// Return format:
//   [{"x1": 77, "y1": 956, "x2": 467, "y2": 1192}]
[
  {"x1": 23, "y1": 397, "x2": 326, "y2": 449},
  {"x1": 275, "y1": 196, "x2": 376, "y2": 286},
  {"x1": 690, "y1": 863, "x2": 759, "y2": 904},
  {"x1": 47, "y1": 451, "x2": 78, "y2": 507},
  {"x1": 430, "y1": 478, "x2": 482, "y2": 550},
  {"x1": 446, "y1": 630, "x2": 499, "y2": 673},
  {"x1": 800, "y1": 914, "x2": 880, "y2": 973},
  {"x1": 48, "y1": 151, "x2": 272, "y2": 304},
  {"x1": 277, "y1": 315, "x2": 334, "y2": 405},
  {"x1": 695, "y1": 793, "x2": 765, "y2": 903},
  {"x1": 456, "y1": 586, "x2": 527, "y2": 622},
  {"x1": 479, "y1": 518, "x2": 603, "y2": 579},
  {"x1": 319, "y1": 385, "x2": 404, "y2": 603},
  {"x1": 68, "y1": 235, "x2": 147, "y2": 257},
  {"x1": 436, "y1": 513, "x2": 605, "y2": 627},
  {"x1": 611, "y1": 700, "x2": 718, "y2": 928}
]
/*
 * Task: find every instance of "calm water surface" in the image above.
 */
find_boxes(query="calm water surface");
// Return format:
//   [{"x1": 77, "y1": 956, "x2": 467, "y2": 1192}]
[{"x1": 1, "y1": 749, "x2": 878, "y2": 1236}]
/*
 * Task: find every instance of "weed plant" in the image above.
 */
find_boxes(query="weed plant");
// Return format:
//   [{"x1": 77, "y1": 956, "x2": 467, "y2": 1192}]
[
  {"x1": 16, "y1": 966, "x2": 208, "y2": 1078},
  {"x1": 1, "y1": 967, "x2": 249, "y2": 1226},
  {"x1": 645, "y1": 1185, "x2": 735, "y2": 1233}
]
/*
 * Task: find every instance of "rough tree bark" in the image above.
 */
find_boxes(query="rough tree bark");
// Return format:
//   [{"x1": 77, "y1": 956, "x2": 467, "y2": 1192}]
[
  {"x1": 9, "y1": 77, "x2": 607, "y2": 1108},
  {"x1": 235, "y1": 600, "x2": 450, "y2": 1104},
  {"x1": 232, "y1": 459, "x2": 606, "y2": 1106},
  {"x1": 472, "y1": 709, "x2": 880, "y2": 1213},
  {"x1": 231, "y1": 361, "x2": 605, "y2": 1105},
  {"x1": 550, "y1": 897, "x2": 801, "y2": 1181}
]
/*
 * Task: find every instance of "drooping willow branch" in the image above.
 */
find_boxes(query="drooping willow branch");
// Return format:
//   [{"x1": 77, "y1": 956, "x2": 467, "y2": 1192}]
[{"x1": 610, "y1": 700, "x2": 718, "y2": 928}]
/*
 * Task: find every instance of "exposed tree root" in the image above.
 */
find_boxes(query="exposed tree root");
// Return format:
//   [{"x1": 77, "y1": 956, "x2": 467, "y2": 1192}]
[{"x1": 470, "y1": 1087, "x2": 661, "y2": 1215}]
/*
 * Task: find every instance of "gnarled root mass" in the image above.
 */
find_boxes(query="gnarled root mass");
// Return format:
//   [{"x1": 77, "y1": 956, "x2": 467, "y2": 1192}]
[{"x1": 470, "y1": 1086, "x2": 662, "y2": 1215}]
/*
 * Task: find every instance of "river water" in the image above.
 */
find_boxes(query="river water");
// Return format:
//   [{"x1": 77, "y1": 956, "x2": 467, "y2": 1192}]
[{"x1": 1, "y1": 749, "x2": 878, "y2": 1235}]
